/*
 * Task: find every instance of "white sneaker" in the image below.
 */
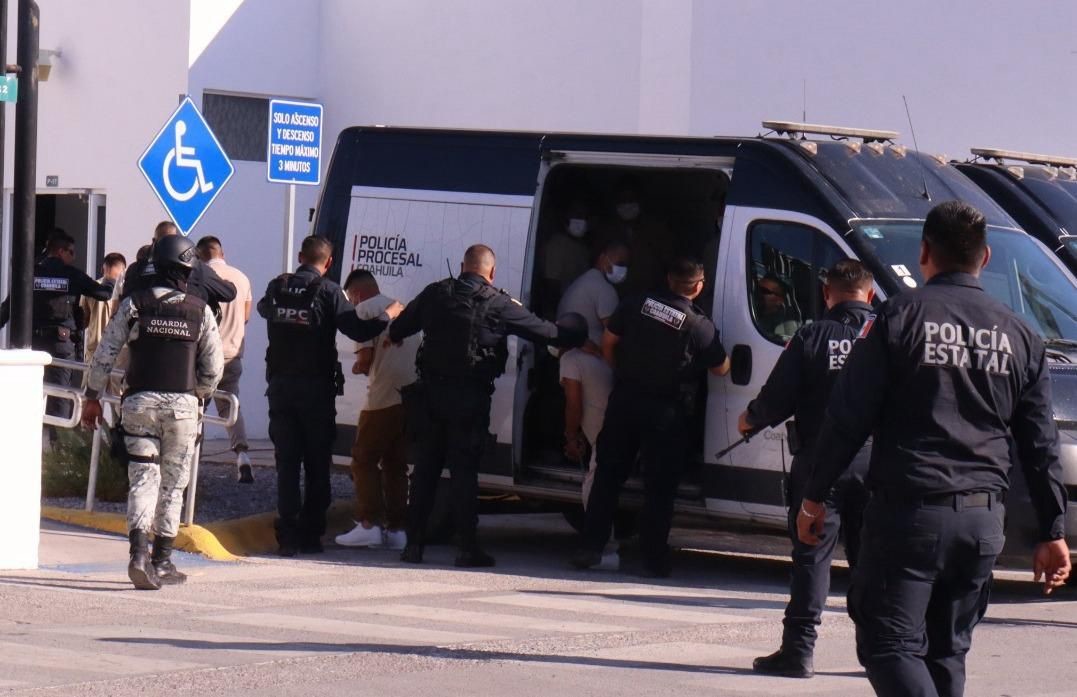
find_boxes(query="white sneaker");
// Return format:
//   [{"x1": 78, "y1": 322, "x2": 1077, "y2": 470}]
[
  {"x1": 335, "y1": 524, "x2": 384, "y2": 548},
  {"x1": 384, "y1": 529, "x2": 407, "y2": 551},
  {"x1": 597, "y1": 551, "x2": 620, "y2": 571},
  {"x1": 236, "y1": 451, "x2": 254, "y2": 484}
]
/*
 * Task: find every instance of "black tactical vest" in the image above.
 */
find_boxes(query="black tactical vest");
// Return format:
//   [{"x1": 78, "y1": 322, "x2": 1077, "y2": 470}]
[
  {"x1": 125, "y1": 289, "x2": 206, "y2": 395},
  {"x1": 32, "y1": 261, "x2": 76, "y2": 331},
  {"x1": 617, "y1": 292, "x2": 704, "y2": 398},
  {"x1": 264, "y1": 274, "x2": 331, "y2": 379},
  {"x1": 417, "y1": 278, "x2": 507, "y2": 383}
]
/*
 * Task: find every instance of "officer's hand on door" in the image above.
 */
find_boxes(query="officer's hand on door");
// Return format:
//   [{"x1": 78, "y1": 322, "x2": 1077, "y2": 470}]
[
  {"x1": 81, "y1": 399, "x2": 103, "y2": 430},
  {"x1": 1033, "y1": 539, "x2": 1072, "y2": 595},
  {"x1": 796, "y1": 499, "x2": 826, "y2": 546}
]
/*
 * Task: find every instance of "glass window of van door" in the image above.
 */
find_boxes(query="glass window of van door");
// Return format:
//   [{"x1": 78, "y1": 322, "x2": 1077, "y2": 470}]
[{"x1": 747, "y1": 221, "x2": 847, "y2": 345}]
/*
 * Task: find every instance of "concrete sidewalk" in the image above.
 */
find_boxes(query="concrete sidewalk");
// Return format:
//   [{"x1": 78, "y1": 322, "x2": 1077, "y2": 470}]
[{"x1": 36, "y1": 519, "x2": 220, "y2": 577}]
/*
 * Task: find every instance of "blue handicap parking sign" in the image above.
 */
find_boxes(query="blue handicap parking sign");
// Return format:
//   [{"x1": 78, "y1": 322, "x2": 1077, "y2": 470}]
[{"x1": 138, "y1": 97, "x2": 234, "y2": 236}]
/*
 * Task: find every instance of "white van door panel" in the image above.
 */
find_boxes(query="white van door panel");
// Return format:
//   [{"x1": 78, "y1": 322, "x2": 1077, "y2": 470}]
[
  {"x1": 708, "y1": 205, "x2": 858, "y2": 522},
  {"x1": 334, "y1": 186, "x2": 535, "y2": 470}
]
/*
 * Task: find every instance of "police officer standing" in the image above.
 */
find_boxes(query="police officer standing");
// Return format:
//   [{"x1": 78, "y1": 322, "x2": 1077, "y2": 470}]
[
  {"x1": 123, "y1": 221, "x2": 237, "y2": 309},
  {"x1": 738, "y1": 259, "x2": 875, "y2": 679},
  {"x1": 572, "y1": 257, "x2": 731, "y2": 577},
  {"x1": 81, "y1": 236, "x2": 224, "y2": 590},
  {"x1": 797, "y1": 202, "x2": 1070, "y2": 697},
  {"x1": 389, "y1": 244, "x2": 586, "y2": 567},
  {"x1": 258, "y1": 236, "x2": 403, "y2": 557},
  {"x1": 31, "y1": 230, "x2": 112, "y2": 419}
]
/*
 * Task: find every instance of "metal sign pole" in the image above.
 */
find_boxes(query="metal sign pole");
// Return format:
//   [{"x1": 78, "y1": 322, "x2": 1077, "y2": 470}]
[
  {"x1": 8, "y1": 0, "x2": 37, "y2": 348},
  {"x1": 183, "y1": 411, "x2": 204, "y2": 527},
  {"x1": 283, "y1": 183, "x2": 295, "y2": 273}
]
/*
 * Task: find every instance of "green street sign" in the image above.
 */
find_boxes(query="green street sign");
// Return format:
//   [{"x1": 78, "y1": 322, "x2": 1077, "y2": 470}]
[{"x1": 0, "y1": 75, "x2": 18, "y2": 103}]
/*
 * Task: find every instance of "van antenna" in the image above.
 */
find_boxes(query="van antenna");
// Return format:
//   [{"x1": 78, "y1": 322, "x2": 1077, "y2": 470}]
[
  {"x1": 802, "y1": 79, "x2": 807, "y2": 123},
  {"x1": 446, "y1": 258, "x2": 455, "y2": 279},
  {"x1": 902, "y1": 95, "x2": 932, "y2": 201}
]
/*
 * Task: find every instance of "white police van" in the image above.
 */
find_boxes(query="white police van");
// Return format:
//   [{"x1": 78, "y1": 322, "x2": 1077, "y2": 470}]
[{"x1": 314, "y1": 121, "x2": 1077, "y2": 545}]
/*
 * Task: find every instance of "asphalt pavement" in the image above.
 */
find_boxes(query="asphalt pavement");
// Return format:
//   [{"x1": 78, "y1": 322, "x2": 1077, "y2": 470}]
[{"x1": 1, "y1": 515, "x2": 1075, "y2": 696}]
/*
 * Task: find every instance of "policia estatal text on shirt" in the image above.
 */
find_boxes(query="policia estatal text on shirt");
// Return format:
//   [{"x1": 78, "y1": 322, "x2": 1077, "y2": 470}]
[
  {"x1": 257, "y1": 235, "x2": 403, "y2": 557},
  {"x1": 797, "y1": 201, "x2": 1071, "y2": 697}
]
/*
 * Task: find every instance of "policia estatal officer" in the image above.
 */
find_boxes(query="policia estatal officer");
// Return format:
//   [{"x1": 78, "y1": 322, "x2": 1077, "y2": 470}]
[
  {"x1": 82, "y1": 236, "x2": 224, "y2": 590},
  {"x1": 739, "y1": 259, "x2": 875, "y2": 679},
  {"x1": 389, "y1": 244, "x2": 586, "y2": 567},
  {"x1": 258, "y1": 236, "x2": 403, "y2": 557},
  {"x1": 572, "y1": 257, "x2": 731, "y2": 577},
  {"x1": 123, "y1": 221, "x2": 237, "y2": 309},
  {"x1": 30, "y1": 230, "x2": 112, "y2": 418},
  {"x1": 797, "y1": 201, "x2": 1071, "y2": 697}
]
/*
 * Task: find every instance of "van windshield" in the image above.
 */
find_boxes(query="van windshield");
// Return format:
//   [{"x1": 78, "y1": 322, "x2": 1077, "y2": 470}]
[{"x1": 855, "y1": 222, "x2": 1077, "y2": 341}]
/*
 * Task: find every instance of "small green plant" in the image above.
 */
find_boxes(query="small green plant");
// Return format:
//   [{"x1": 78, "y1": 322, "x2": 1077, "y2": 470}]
[{"x1": 42, "y1": 428, "x2": 129, "y2": 502}]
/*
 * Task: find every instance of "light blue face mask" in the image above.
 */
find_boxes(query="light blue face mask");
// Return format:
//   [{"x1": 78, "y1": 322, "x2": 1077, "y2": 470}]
[{"x1": 605, "y1": 264, "x2": 628, "y2": 285}]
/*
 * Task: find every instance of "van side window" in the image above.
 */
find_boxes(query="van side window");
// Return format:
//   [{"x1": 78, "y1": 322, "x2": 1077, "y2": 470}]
[{"x1": 747, "y1": 221, "x2": 847, "y2": 345}]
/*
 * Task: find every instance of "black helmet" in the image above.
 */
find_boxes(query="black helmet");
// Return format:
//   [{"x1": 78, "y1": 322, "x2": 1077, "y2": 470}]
[
  {"x1": 555, "y1": 311, "x2": 589, "y2": 349},
  {"x1": 152, "y1": 234, "x2": 197, "y2": 271}
]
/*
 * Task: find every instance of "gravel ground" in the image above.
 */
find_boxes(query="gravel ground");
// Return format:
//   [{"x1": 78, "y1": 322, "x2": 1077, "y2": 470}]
[{"x1": 43, "y1": 439, "x2": 357, "y2": 524}]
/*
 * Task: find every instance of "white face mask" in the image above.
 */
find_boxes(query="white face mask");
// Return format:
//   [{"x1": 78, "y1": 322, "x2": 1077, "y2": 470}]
[
  {"x1": 616, "y1": 202, "x2": 640, "y2": 222},
  {"x1": 566, "y1": 218, "x2": 588, "y2": 238},
  {"x1": 605, "y1": 264, "x2": 628, "y2": 285}
]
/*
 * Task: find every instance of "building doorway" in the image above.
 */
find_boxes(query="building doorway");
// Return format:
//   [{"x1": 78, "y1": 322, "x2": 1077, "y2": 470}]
[{"x1": 34, "y1": 193, "x2": 107, "y2": 277}]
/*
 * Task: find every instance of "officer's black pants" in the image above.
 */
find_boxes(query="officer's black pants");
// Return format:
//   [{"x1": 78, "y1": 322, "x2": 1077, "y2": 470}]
[
  {"x1": 848, "y1": 497, "x2": 1004, "y2": 697},
  {"x1": 267, "y1": 378, "x2": 337, "y2": 545},
  {"x1": 582, "y1": 387, "x2": 685, "y2": 568},
  {"x1": 407, "y1": 380, "x2": 491, "y2": 548},
  {"x1": 35, "y1": 338, "x2": 74, "y2": 419},
  {"x1": 782, "y1": 452, "x2": 869, "y2": 660}
]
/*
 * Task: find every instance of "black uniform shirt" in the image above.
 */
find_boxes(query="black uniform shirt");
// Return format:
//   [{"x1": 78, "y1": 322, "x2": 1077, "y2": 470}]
[
  {"x1": 390, "y1": 272, "x2": 569, "y2": 380},
  {"x1": 123, "y1": 257, "x2": 237, "y2": 306},
  {"x1": 31, "y1": 256, "x2": 112, "y2": 332},
  {"x1": 608, "y1": 289, "x2": 727, "y2": 396},
  {"x1": 806, "y1": 272, "x2": 1066, "y2": 540},
  {"x1": 746, "y1": 300, "x2": 875, "y2": 446}
]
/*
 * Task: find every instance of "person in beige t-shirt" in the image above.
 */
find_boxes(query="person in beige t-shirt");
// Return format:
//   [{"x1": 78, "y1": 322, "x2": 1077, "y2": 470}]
[
  {"x1": 335, "y1": 269, "x2": 419, "y2": 551},
  {"x1": 196, "y1": 236, "x2": 254, "y2": 482}
]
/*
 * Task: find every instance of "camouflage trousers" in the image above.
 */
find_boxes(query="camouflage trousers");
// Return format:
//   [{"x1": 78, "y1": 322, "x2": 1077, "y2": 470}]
[{"x1": 121, "y1": 392, "x2": 201, "y2": 538}]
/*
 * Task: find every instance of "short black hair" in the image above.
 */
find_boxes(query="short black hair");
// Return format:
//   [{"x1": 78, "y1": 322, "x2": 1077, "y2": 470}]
[
  {"x1": 824, "y1": 259, "x2": 873, "y2": 293},
  {"x1": 102, "y1": 252, "x2": 127, "y2": 268},
  {"x1": 299, "y1": 235, "x2": 333, "y2": 264},
  {"x1": 196, "y1": 235, "x2": 222, "y2": 253},
  {"x1": 46, "y1": 230, "x2": 75, "y2": 254},
  {"x1": 136, "y1": 244, "x2": 153, "y2": 262},
  {"x1": 344, "y1": 268, "x2": 375, "y2": 289},
  {"x1": 154, "y1": 221, "x2": 178, "y2": 240},
  {"x1": 922, "y1": 201, "x2": 987, "y2": 272},
  {"x1": 667, "y1": 257, "x2": 705, "y2": 294}
]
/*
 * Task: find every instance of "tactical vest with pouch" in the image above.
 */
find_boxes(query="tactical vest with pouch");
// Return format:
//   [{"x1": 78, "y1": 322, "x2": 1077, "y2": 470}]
[{"x1": 125, "y1": 289, "x2": 206, "y2": 395}]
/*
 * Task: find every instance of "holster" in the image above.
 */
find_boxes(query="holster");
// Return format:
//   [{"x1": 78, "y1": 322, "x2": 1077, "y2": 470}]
[
  {"x1": 333, "y1": 361, "x2": 346, "y2": 396},
  {"x1": 785, "y1": 420, "x2": 803, "y2": 456},
  {"x1": 104, "y1": 418, "x2": 130, "y2": 470},
  {"x1": 399, "y1": 380, "x2": 429, "y2": 444}
]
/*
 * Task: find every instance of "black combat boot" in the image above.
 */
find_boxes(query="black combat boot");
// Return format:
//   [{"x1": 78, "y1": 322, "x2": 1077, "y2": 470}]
[
  {"x1": 151, "y1": 535, "x2": 187, "y2": 586},
  {"x1": 455, "y1": 539, "x2": 495, "y2": 568},
  {"x1": 752, "y1": 649, "x2": 814, "y2": 679},
  {"x1": 400, "y1": 542, "x2": 424, "y2": 564},
  {"x1": 128, "y1": 530, "x2": 161, "y2": 591}
]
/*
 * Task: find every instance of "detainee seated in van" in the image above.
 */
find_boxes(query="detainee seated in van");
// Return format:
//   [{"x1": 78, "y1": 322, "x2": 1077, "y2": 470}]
[{"x1": 753, "y1": 274, "x2": 801, "y2": 343}]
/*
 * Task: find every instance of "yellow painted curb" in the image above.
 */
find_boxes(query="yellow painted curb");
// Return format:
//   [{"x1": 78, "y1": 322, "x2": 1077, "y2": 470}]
[{"x1": 41, "y1": 500, "x2": 358, "y2": 560}]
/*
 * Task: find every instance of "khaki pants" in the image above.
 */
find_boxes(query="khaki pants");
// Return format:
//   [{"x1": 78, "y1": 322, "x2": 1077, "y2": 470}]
[
  {"x1": 213, "y1": 357, "x2": 248, "y2": 452},
  {"x1": 350, "y1": 404, "x2": 408, "y2": 530}
]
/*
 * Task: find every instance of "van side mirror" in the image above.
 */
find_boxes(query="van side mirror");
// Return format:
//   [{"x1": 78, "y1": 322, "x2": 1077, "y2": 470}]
[{"x1": 730, "y1": 344, "x2": 752, "y2": 385}]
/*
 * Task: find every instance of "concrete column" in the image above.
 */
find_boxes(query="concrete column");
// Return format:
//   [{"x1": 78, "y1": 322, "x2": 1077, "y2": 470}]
[{"x1": 0, "y1": 349, "x2": 51, "y2": 569}]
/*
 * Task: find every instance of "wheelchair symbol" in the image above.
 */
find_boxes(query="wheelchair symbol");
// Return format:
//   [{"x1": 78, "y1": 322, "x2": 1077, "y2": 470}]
[{"x1": 162, "y1": 120, "x2": 214, "y2": 202}]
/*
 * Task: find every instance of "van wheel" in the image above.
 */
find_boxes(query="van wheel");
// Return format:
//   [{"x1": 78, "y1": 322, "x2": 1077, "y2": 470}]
[{"x1": 423, "y1": 478, "x2": 455, "y2": 544}]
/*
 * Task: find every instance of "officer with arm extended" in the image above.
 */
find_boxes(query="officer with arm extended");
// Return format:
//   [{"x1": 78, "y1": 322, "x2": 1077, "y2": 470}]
[
  {"x1": 389, "y1": 244, "x2": 586, "y2": 567},
  {"x1": 31, "y1": 230, "x2": 112, "y2": 419},
  {"x1": 797, "y1": 201, "x2": 1070, "y2": 697},
  {"x1": 81, "y1": 236, "x2": 224, "y2": 590},
  {"x1": 739, "y1": 259, "x2": 875, "y2": 679},
  {"x1": 571, "y1": 257, "x2": 731, "y2": 577},
  {"x1": 123, "y1": 221, "x2": 237, "y2": 309},
  {"x1": 258, "y1": 236, "x2": 403, "y2": 557}
]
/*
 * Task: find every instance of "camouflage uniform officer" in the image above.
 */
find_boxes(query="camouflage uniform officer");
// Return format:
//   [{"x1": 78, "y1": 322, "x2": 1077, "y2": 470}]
[{"x1": 83, "y1": 236, "x2": 223, "y2": 591}]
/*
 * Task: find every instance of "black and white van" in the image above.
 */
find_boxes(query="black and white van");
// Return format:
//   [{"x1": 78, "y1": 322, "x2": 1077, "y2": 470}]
[{"x1": 313, "y1": 121, "x2": 1077, "y2": 546}]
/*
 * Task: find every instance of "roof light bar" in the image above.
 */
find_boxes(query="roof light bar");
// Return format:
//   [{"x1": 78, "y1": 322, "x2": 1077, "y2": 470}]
[
  {"x1": 762, "y1": 120, "x2": 899, "y2": 143},
  {"x1": 970, "y1": 147, "x2": 1077, "y2": 168}
]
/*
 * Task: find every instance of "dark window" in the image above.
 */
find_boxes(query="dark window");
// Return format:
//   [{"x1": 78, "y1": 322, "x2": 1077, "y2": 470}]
[
  {"x1": 202, "y1": 92, "x2": 268, "y2": 162},
  {"x1": 747, "y1": 220, "x2": 847, "y2": 345}
]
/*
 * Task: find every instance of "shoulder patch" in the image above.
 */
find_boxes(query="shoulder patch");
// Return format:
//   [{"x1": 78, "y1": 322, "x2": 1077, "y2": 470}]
[
  {"x1": 857, "y1": 314, "x2": 877, "y2": 339},
  {"x1": 641, "y1": 298, "x2": 687, "y2": 330}
]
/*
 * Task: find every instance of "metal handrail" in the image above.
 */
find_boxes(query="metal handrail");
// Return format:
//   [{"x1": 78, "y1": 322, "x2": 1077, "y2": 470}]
[
  {"x1": 41, "y1": 384, "x2": 84, "y2": 429},
  {"x1": 45, "y1": 357, "x2": 241, "y2": 521}
]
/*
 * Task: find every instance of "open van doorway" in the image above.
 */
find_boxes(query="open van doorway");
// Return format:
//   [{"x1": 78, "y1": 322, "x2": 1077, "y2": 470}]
[{"x1": 515, "y1": 161, "x2": 730, "y2": 510}]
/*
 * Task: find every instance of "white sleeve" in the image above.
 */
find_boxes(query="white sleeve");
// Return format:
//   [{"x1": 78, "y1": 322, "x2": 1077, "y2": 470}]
[{"x1": 559, "y1": 350, "x2": 582, "y2": 382}]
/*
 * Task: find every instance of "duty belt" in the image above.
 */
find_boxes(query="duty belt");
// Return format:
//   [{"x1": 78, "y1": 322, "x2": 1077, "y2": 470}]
[{"x1": 875, "y1": 490, "x2": 1005, "y2": 510}]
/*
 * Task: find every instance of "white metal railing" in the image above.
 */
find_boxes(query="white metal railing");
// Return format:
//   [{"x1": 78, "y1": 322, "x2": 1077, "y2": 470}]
[{"x1": 46, "y1": 357, "x2": 239, "y2": 524}]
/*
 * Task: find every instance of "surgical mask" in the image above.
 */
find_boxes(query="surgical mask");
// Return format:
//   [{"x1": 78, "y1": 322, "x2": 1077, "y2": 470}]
[
  {"x1": 605, "y1": 264, "x2": 628, "y2": 285},
  {"x1": 566, "y1": 218, "x2": 588, "y2": 238},
  {"x1": 616, "y1": 202, "x2": 640, "y2": 221}
]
